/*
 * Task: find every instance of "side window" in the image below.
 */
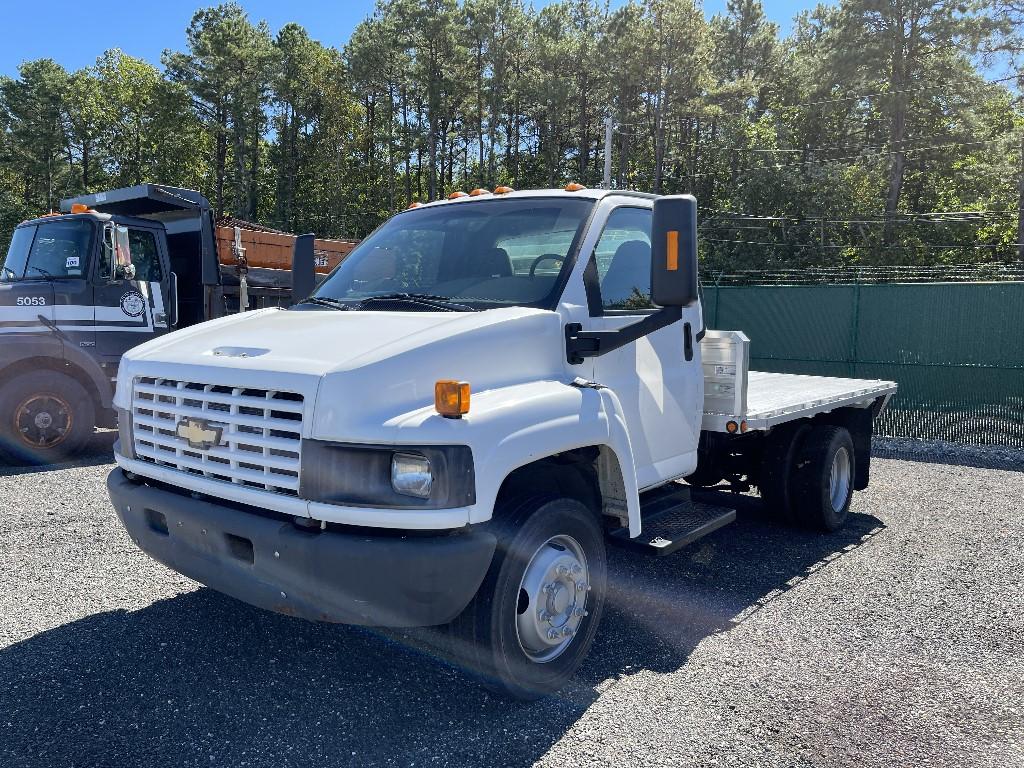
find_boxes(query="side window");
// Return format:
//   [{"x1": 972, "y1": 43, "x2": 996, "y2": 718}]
[
  {"x1": 594, "y1": 207, "x2": 653, "y2": 311},
  {"x1": 128, "y1": 230, "x2": 163, "y2": 283}
]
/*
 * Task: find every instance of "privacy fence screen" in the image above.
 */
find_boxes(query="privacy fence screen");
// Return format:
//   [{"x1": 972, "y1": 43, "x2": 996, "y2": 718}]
[{"x1": 701, "y1": 281, "x2": 1024, "y2": 448}]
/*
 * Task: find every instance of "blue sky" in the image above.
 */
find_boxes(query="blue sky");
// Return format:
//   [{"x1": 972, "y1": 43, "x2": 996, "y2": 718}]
[{"x1": 0, "y1": 0, "x2": 808, "y2": 78}]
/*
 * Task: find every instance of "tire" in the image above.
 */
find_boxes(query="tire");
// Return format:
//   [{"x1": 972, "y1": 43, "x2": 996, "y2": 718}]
[
  {"x1": 757, "y1": 422, "x2": 810, "y2": 523},
  {"x1": 0, "y1": 371, "x2": 95, "y2": 464},
  {"x1": 448, "y1": 495, "x2": 607, "y2": 700},
  {"x1": 792, "y1": 426, "x2": 855, "y2": 532}
]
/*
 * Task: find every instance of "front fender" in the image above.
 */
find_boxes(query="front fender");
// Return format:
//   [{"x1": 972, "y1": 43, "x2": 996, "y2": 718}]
[{"x1": 387, "y1": 379, "x2": 643, "y2": 534}]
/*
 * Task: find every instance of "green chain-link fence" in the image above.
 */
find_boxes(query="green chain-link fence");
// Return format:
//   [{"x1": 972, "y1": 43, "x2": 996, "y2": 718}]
[{"x1": 702, "y1": 280, "x2": 1024, "y2": 447}]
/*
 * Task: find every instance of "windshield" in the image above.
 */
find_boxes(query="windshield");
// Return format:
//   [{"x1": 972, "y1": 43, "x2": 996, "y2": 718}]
[
  {"x1": 1, "y1": 220, "x2": 94, "y2": 282},
  {"x1": 310, "y1": 197, "x2": 594, "y2": 309}
]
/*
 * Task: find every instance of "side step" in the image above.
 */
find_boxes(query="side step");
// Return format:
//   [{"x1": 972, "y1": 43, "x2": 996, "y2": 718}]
[{"x1": 609, "y1": 483, "x2": 736, "y2": 556}]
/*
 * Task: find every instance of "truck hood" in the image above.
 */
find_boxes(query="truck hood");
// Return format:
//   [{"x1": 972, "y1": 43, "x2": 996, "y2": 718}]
[{"x1": 118, "y1": 306, "x2": 568, "y2": 437}]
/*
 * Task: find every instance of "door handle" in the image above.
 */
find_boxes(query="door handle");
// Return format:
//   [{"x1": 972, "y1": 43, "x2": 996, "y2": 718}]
[{"x1": 684, "y1": 322, "x2": 693, "y2": 361}]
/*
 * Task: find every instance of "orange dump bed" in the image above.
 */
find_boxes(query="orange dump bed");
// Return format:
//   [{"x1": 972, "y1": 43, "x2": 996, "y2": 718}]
[{"x1": 215, "y1": 222, "x2": 358, "y2": 274}]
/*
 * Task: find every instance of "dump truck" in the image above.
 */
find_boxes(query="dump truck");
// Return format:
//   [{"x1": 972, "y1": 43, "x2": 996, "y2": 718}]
[
  {"x1": 0, "y1": 184, "x2": 355, "y2": 463},
  {"x1": 105, "y1": 186, "x2": 896, "y2": 698}
]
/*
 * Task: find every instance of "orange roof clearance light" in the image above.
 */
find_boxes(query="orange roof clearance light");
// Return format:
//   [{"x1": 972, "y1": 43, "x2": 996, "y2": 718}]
[
  {"x1": 70, "y1": 203, "x2": 92, "y2": 214},
  {"x1": 469, "y1": 188, "x2": 489, "y2": 196},
  {"x1": 447, "y1": 191, "x2": 468, "y2": 199},
  {"x1": 407, "y1": 202, "x2": 423, "y2": 209},
  {"x1": 564, "y1": 182, "x2": 586, "y2": 192},
  {"x1": 435, "y1": 380, "x2": 471, "y2": 419},
  {"x1": 493, "y1": 186, "x2": 515, "y2": 194}
]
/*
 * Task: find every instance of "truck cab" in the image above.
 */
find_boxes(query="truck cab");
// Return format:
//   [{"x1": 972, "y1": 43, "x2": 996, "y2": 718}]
[
  {"x1": 0, "y1": 184, "x2": 318, "y2": 463},
  {"x1": 104, "y1": 187, "x2": 895, "y2": 698}
]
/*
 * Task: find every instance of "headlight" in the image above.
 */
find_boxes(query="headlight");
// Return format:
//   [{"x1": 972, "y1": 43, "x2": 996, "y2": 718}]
[
  {"x1": 391, "y1": 453, "x2": 433, "y2": 498},
  {"x1": 299, "y1": 441, "x2": 475, "y2": 509}
]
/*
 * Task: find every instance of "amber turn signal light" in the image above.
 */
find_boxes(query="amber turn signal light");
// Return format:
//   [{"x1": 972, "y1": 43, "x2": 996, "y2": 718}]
[{"x1": 435, "y1": 380, "x2": 470, "y2": 418}]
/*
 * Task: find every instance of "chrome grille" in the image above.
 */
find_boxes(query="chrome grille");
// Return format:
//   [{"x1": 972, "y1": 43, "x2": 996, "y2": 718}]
[{"x1": 131, "y1": 376, "x2": 303, "y2": 496}]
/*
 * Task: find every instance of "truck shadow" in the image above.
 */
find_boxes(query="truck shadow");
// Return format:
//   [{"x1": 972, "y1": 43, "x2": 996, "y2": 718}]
[
  {"x1": 0, "y1": 431, "x2": 116, "y2": 475},
  {"x1": 0, "y1": 493, "x2": 884, "y2": 768}
]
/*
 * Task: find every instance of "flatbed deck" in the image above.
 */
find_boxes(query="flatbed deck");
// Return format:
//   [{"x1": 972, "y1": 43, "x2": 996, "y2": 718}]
[{"x1": 742, "y1": 371, "x2": 896, "y2": 430}]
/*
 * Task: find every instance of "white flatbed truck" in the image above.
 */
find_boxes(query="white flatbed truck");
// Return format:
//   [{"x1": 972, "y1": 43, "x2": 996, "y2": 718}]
[{"x1": 106, "y1": 187, "x2": 896, "y2": 698}]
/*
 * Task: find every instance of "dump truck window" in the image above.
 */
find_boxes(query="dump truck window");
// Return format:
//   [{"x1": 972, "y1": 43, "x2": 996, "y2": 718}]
[{"x1": 1, "y1": 226, "x2": 35, "y2": 282}]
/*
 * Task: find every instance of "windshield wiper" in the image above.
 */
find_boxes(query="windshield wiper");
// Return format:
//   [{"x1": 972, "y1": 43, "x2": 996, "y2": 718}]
[
  {"x1": 358, "y1": 292, "x2": 478, "y2": 312},
  {"x1": 300, "y1": 296, "x2": 354, "y2": 311},
  {"x1": 1, "y1": 265, "x2": 17, "y2": 281},
  {"x1": 28, "y1": 265, "x2": 54, "y2": 280}
]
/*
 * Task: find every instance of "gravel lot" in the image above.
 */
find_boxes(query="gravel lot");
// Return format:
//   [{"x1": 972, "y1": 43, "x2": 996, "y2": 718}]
[{"x1": 1, "y1": 435, "x2": 1022, "y2": 767}]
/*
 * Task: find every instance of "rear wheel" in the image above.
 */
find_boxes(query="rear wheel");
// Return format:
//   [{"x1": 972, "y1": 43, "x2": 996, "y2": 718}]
[
  {"x1": 758, "y1": 422, "x2": 810, "y2": 522},
  {"x1": 0, "y1": 371, "x2": 95, "y2": 464},
  {"x1": 449, "y1": 495, "x2": 607, "y2": 699},
  {"x1": 792, "y1": 426, "x2": 855, "y2": 531}
]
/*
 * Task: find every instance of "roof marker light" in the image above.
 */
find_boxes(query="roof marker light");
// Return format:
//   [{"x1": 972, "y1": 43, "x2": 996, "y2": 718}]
[
  {"x1": 493, "y1": 186, "x2": 514, "y2": 194},
  {"x1": 564, "y1": 182, "x2": 586, "y2": 192},
  {"x1": 469, "y1": 188, "x2": 489, "y2": 196},
  {"x1": 447, "y1": 191, "x2": 468, "y2": 199}
]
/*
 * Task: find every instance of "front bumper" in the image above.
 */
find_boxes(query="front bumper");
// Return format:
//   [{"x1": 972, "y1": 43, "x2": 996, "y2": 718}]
[{"x1": 107, "y1": 469, "x2": 496, "y2": 627}]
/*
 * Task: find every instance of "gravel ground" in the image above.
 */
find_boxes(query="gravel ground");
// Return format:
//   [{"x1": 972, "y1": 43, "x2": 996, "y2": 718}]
[{"x1": 1, "y1": 435, "x2": 1022, "y2": 767}]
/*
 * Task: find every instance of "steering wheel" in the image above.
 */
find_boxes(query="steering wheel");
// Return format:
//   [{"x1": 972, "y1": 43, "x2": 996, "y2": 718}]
[{"x1": 529, "y1": 253, "x2": 565, "y2": 278}]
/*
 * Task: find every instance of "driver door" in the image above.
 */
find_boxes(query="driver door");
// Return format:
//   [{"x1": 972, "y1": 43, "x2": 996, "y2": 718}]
[
  {"x1": 93, "y1": 226, "x2": 171, "y2": 360},
  {"x1": 584, "y1": 205, "x2": 704, "y2": 489}
]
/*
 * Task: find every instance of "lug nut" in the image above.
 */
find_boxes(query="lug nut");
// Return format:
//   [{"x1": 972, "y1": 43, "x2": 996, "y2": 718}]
[
  {"x1": 573, "y1": 608, "x2": 584, "y2": 618},
  {"x1": 546, "y1": 628, "x2": 559, "y2": 640},
  {"x1": 543, "y1": 582, "x2": 556, "y2": 594},
  {"x1": 274, "y1": 551, "x2": 280, "y2": 559},
  {"x1": 538, "y1": 609, "x2": 550, "y2": 621},
  {"x1": 556, "y1": 565, "x2": 569, "y2": 576},
  {"x1": 562, "y1": 627, "x2": 574, "y2": 638},
  {"x1": 576, "y1": 582, "x2": 587, "y2": 592},
  {"x1": 571, "y1": 564, "x2": 582, "y2": 575}
]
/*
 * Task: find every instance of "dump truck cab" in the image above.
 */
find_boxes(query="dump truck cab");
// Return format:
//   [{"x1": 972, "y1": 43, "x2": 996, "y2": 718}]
[{"x1": 0, "y1": 184, "x2": 329, "y2": 463}]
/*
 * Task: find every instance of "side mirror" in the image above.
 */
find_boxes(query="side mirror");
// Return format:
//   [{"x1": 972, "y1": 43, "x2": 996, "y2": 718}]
[
  {"x1": 650, "y1": 194, "x2": 698, "y2": 307},
  {"x1": 291, "y1": 233, "x2": 316, "y2": 305},
  {"x1": 103, "y1": 223, "x2": 135, "y2": 282}
]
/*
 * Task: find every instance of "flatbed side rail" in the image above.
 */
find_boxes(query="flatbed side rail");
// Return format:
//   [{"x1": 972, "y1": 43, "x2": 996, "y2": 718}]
[{"x1": 701, "y1": 330, "x2": 749, "y2": 432}]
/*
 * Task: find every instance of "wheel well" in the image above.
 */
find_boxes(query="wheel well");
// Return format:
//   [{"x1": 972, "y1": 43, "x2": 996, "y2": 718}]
[
  {"x1": 495, "y1": 447, "x2": 603, "y2": 518},
  {"x1": 0, "y1": 357, "x2": 105, "y2": 417}
]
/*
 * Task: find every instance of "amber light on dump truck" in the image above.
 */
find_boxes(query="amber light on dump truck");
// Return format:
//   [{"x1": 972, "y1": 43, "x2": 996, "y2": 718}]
[{"x1": 435, "y1": 380, "x2": 470, "y2": 418}]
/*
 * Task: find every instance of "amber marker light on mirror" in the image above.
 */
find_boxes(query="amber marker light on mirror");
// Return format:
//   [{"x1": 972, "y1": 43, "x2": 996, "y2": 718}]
[
  {"x1": 435, "y1": 380, "x2": 471, "y2": 419},
  {"x1": 666, "y1": 230, "x2": 679, "y2": 271}
]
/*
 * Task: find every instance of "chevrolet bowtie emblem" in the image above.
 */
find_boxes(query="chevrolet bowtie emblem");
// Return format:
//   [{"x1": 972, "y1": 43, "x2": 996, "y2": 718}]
[{"x1": 176, "y1": 418, "x2": 223, "y2": 451}]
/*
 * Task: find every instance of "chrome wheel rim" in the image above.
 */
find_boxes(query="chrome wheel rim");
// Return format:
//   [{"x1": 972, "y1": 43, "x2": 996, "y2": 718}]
[
  {"x1": 515, "y1": 534, "x2": 589, "y2": 663},
  {"x1": 829, "y1": 446, "x2": 851, "y2": 513},
  {"x1": 14, "y1": 394, "x2": 73, "y2": 449}
]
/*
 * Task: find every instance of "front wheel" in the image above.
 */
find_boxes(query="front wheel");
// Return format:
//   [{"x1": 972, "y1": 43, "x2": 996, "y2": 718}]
[
  {"x1": 449, "y1": 496, "x2": 607, "y2": 699},
  {"x1": 0, "y1": 371, "x2": 95, "y2": 464}
]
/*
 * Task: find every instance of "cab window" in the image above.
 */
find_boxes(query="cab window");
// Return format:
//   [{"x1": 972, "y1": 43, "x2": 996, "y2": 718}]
[
  {"x1": 1, "y1": 220, "x2": 93, "y2": 281},
  {"x1": 593, "y1": 207, "x2": 654, "y2": 311},
  {"x1": 127, "y1": 229, "x2": 162, "y2": 282}
]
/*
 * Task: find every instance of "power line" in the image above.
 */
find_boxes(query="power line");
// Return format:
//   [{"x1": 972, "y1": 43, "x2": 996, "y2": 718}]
[{"x1": 673, "y1": 138, "x2": 1010, "y2": 180}]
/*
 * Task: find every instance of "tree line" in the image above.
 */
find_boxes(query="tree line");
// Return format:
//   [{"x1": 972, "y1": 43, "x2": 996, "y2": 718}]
[{"x1": 1, "y1": 0, "x2": 1023, "y2": 272}]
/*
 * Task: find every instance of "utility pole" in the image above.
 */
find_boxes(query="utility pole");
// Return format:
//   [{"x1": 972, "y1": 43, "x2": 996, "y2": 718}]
[{"x1": 603, "y1": 116, "x2": 613, "y2": 189}]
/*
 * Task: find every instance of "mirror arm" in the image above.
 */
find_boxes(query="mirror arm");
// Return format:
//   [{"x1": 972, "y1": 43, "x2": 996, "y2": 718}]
[{"x1": 565, "y1": 305, "x2": 683, "y2": 364}]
